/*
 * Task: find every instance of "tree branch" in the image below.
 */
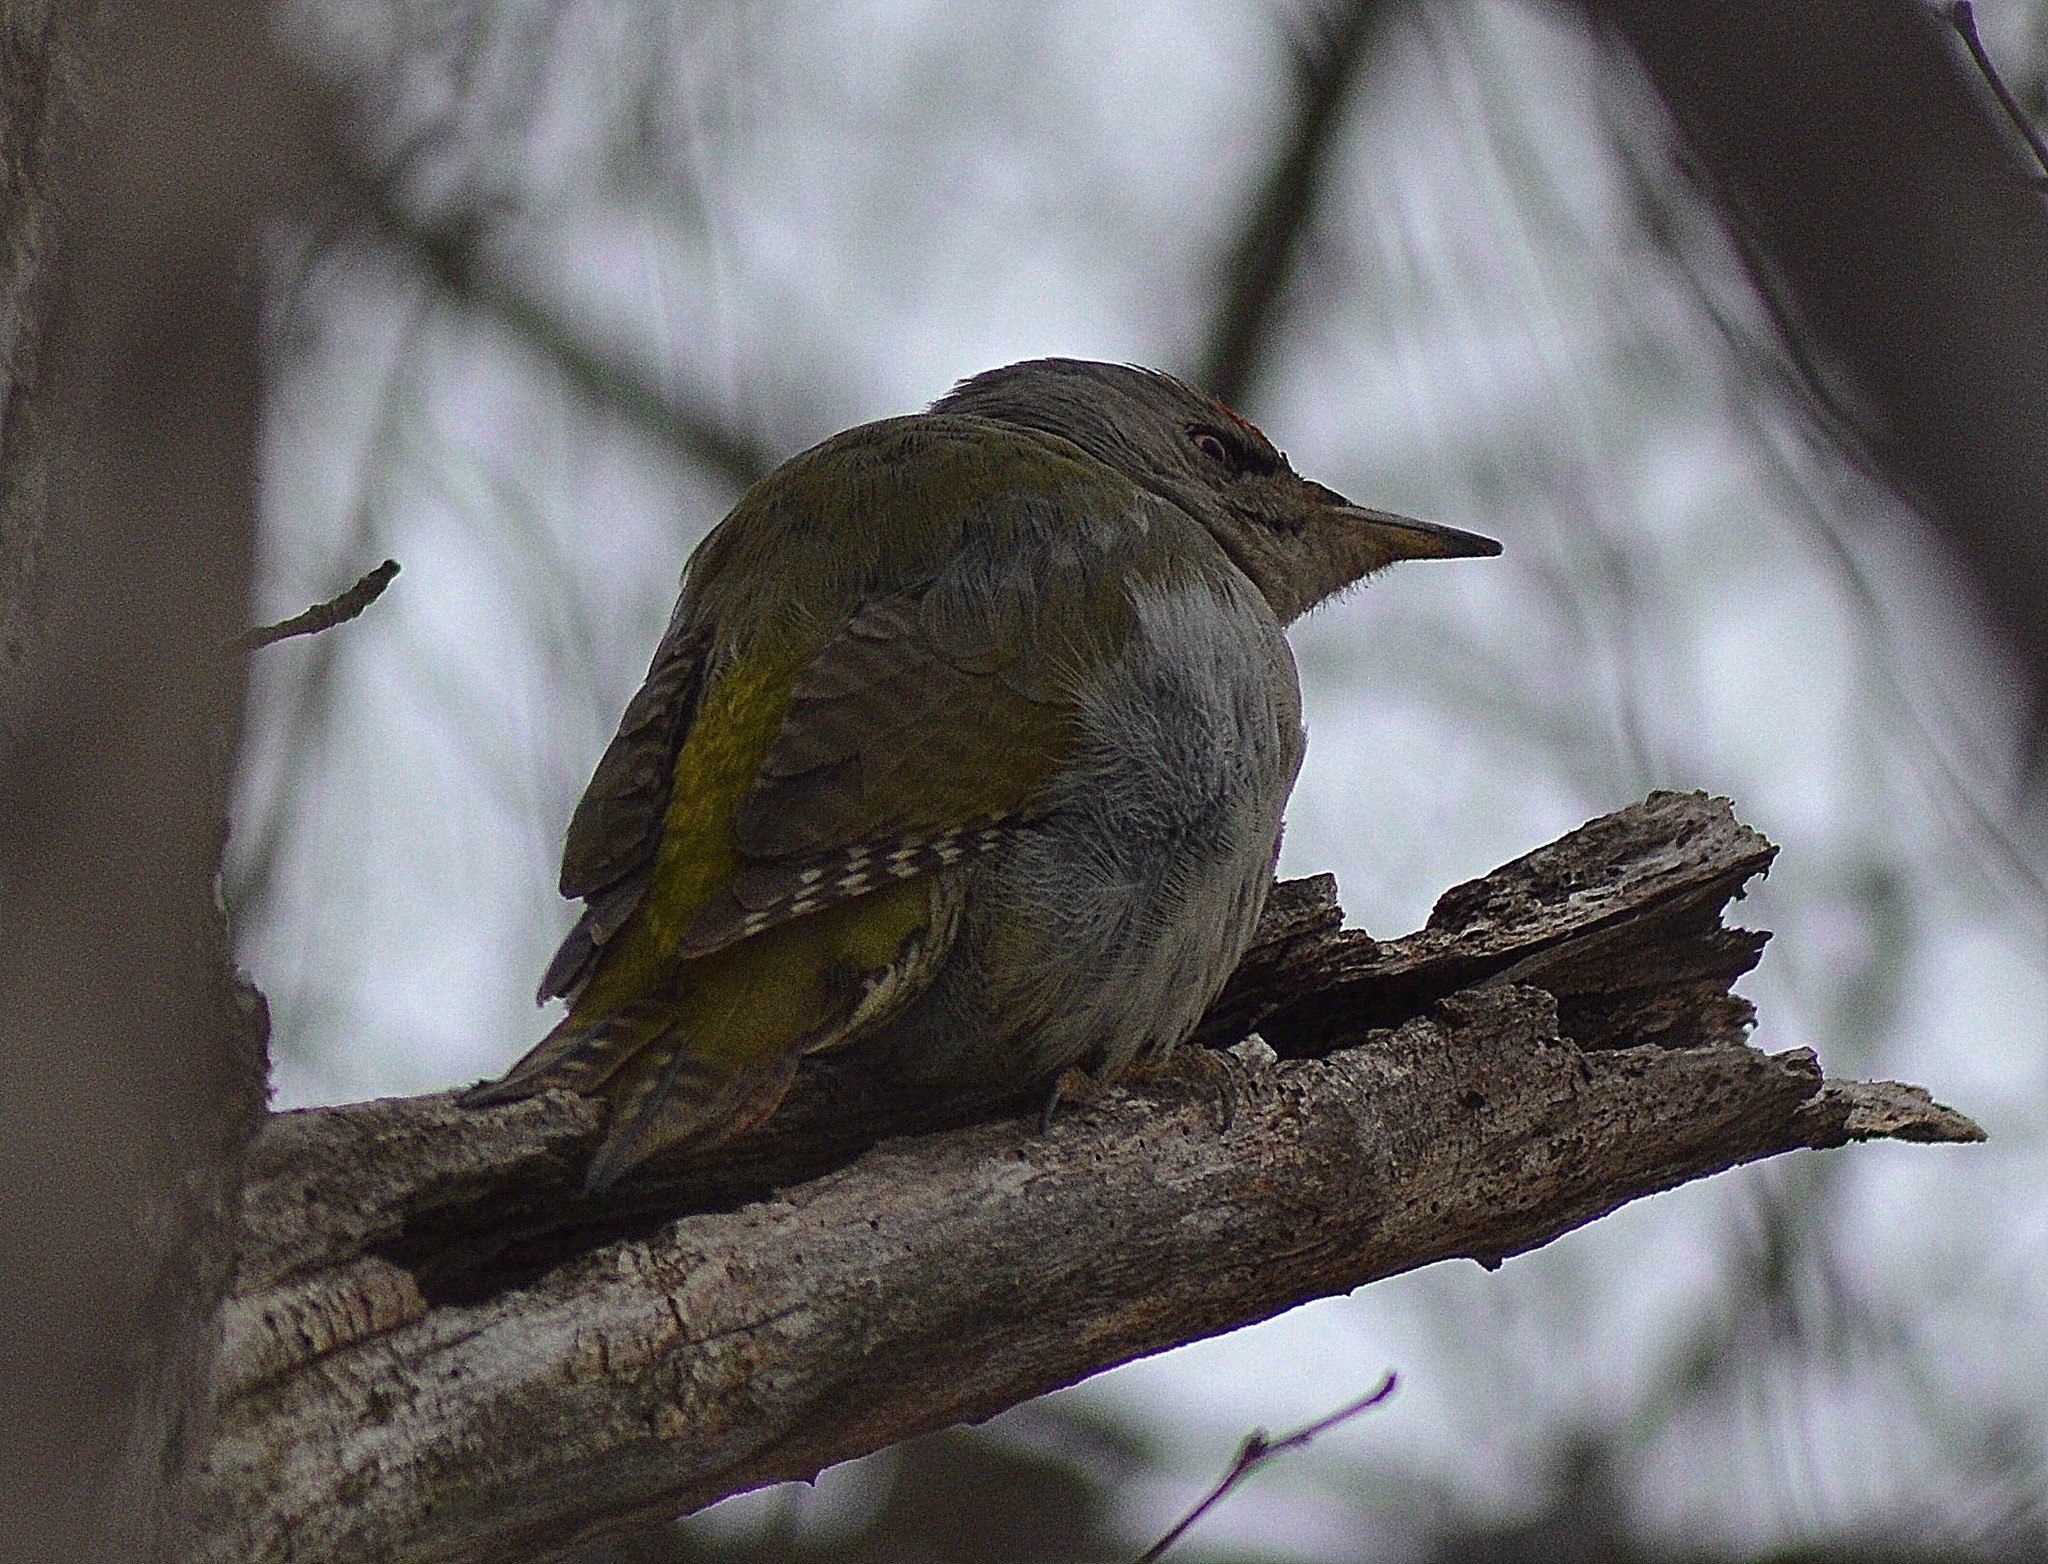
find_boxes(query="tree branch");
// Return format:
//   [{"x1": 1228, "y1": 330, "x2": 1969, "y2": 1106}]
[{"x1": 194, "y1": 793, "x2": 1978, "y2": 1564}]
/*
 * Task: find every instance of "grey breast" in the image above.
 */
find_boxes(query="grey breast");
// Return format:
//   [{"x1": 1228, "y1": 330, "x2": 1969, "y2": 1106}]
[{"x1": 871, "y1": 546, "x2": 1307, "y2": 1089}]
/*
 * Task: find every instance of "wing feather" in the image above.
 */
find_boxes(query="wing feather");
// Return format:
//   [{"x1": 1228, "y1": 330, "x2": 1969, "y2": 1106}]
[
  {"x1": 559, "y1": 610, "x2": 715, "y2": 901},
  {"x1": 538, "y1": 611, "x2": 714, "y2": 1001},
  {"x1": 539, "y1": 426, "x2": 1177, "y2": 1003}
]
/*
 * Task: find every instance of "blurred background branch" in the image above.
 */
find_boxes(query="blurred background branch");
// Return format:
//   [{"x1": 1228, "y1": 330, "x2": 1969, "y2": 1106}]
[
  {"x1": 1587, "y1": 0, "x2": 2048, "y2": 770},
  {"x1": 1197, "y1": 0, "x2": 1393, "y2": 404},
  {"x1": 317, "y1": 120, "x2": 776, "y2": 491}
]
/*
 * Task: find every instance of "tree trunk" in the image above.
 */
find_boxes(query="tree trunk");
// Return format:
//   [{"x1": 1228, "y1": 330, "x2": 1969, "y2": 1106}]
[{"x1": 0, "y1": 2, "x2": 288, "y2": 1556}]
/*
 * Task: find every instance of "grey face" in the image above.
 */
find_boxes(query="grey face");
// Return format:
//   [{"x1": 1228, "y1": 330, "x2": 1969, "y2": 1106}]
[{"x1": 933, "y1": 358, "x2": 1498, "y2": 622}]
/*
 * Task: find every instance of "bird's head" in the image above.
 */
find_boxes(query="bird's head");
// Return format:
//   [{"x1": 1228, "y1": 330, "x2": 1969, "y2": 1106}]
[{"x1": 935, "y1": 358, "x2": 1499, "y2": 622}]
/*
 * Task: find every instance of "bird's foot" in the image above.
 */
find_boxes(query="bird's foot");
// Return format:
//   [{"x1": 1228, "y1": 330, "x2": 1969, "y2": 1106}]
[
  {"x1": 1118, "y1": 1045, "x2": 1238, "y2": 1132},
  {"x1": 1036, "y1": 1047, "x2": 1238, "y2": 1134},
  {"x1": 1097, "y1": 1044, "x2": 1236, "y2": 1130},
  {"x1": 1038, "y1": 1066, "x2": 1105, "y2": 1133}
]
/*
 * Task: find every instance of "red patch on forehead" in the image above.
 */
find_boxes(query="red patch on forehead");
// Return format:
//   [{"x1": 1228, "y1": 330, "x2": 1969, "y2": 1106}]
[{"x1": 1215, "y1": 400, "x2": 1271, "y2": 447}]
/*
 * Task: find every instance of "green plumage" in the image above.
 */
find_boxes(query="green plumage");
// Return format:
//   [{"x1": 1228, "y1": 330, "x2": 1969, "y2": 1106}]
[{"x1": 468, "y1": 415, "x2": 1178, "y2": 1187}]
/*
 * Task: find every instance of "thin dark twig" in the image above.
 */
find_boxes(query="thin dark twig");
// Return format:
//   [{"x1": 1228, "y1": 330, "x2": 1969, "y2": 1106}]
[
  {"x1": 234, "y1": 560, "x2": 400, "y2": 652},
  {"x1": 299, "y1": 102, "x2": 776, "y2": 495},
  {"x1": 333, "y1": 150, "x2": 775, "y2": 495},
  {"x1": 1196, "y1": 0, "x2": 1389, "y2": 405},
  {"x1": 227, "y1": 294, "x2": 426, "y2": 937},
  {"x1": 1951, "y1": 2, "x2": 2048, "y2": 181},
  {"x1": 1132, "y1": 1372, "x2": 1398, "y2": 1564}
]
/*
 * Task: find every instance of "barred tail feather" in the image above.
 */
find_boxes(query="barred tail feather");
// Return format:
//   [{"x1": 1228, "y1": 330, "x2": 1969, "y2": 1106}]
[
  {"x1": 458, "y1": 1000, "x2": 664, "y2": 1108},
  {"x1": 466, "y1": 1006, "x2": 802, "y2": 1190},
  {"x1": 582, "y1": 1036, "x2": 799, "y2": 1193}
]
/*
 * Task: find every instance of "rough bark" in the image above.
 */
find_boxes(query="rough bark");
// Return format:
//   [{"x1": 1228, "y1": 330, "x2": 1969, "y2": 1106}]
[
  {"x1": 0, "y1": 0, "x2": 74, "y2": 751},
  {"x1": 194, "y1": 793, "x2": 1978, "y2": 1564},
  {"x1": 0, "y1": 2, "x2": 288, "y2": 1557}
]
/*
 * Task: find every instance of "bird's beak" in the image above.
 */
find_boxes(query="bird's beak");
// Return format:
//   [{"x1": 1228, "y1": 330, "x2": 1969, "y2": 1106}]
[{"x1": 1335, "y1": 504, "x2": 1502, "y2": 561}]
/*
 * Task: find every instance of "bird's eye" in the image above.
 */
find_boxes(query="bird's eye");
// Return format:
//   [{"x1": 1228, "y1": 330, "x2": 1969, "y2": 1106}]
[{"x1": 1192, "y1": 430, "x2": 1232, "y2": 466}]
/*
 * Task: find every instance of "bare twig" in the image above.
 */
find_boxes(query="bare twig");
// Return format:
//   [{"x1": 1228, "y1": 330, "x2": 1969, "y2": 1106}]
[
  {"x1": 233, "y1": 559, "x2": 400, "y2": 652},
  {"x1": 225, "y1": 296, "x2": 426, "y2": 943},
  {"x1": 1134, "y1": 1373, "x2": 1399, "y2": 1564},
  {"x1": 1950, "y1": 2, "x2": 2048, "y2": 182}
]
